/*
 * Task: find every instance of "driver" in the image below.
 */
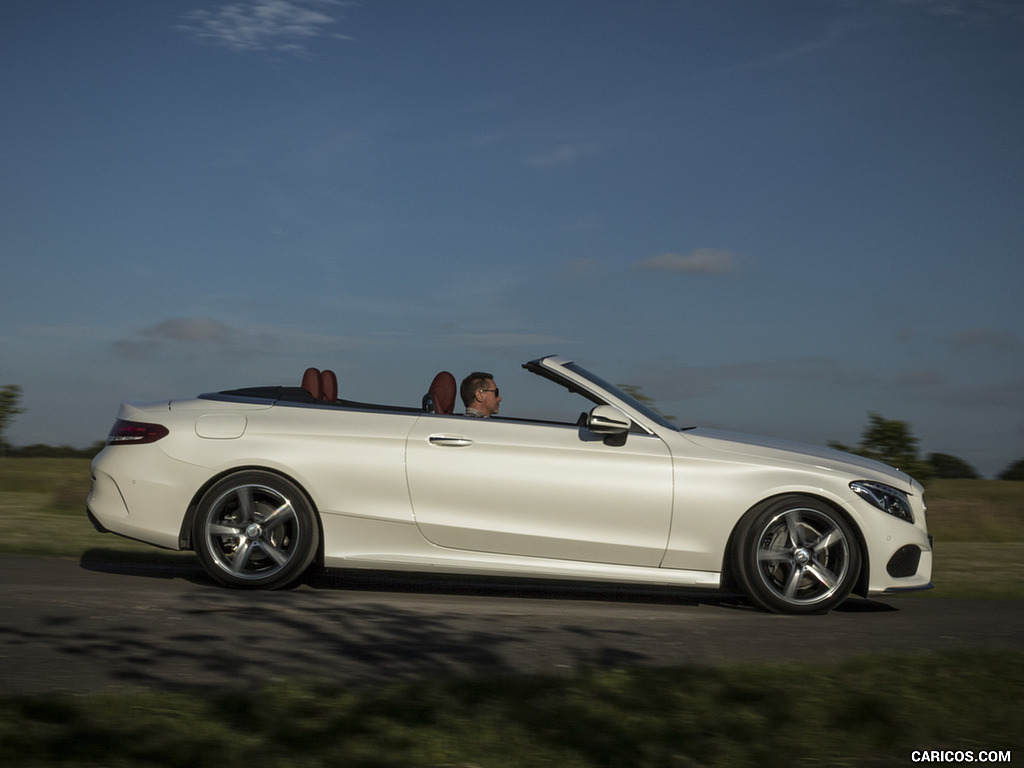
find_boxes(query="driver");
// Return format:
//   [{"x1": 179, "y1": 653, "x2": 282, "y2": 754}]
[{"x1": 460, "y1": 372, "x2": 501, "y2": 418}]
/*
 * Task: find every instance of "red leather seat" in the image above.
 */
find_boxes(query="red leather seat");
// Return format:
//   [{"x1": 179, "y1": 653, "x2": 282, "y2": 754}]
[
  {"x1": 423, "y1": 371, "x2": 456, "y2": 414},
  {"x1": 321, "y1": 369, "x2": 337, "y2": 402},
  {"x1": 301, "y1": 368, "x2": 322, "y2": 400},
  {"x1": 301, "y1": 368, "x2": 338, "y2": 402}
]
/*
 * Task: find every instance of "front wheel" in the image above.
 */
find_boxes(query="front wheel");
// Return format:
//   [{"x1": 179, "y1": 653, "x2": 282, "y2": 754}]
[
  {"x1": 193, "y1": 471, "x2": 319, "y2": 589},
  {"x1": 733, "y1": 495, "x2": 861, "y2": 614}
]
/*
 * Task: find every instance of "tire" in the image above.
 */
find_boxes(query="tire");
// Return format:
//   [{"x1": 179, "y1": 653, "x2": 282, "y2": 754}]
[
  {"x1": 733, "y1": 495, "x2": 861, "y2": 614},
  {"x1": 193, "y1": 471, "x2": 319, "y2": 589}
]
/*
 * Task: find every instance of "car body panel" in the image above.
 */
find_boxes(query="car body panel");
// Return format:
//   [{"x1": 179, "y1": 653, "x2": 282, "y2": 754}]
[
  {"x1": 317, "y1": 513, "x2": 722, "y2": 587},
  {"x1": 406, "y1": 414, "x2": 673, "y2": 566},
  {"x1": 167, "y1": 403, "x2": 419, "y2": 525},
  {"x1": 88, "y1": 355, "x2": 933, "y2": 607}
]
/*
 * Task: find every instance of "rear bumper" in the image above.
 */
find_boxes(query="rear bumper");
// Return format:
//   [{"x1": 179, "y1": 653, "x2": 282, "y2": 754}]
[{"x1": 88, "y1": 445, "x2": 208, "y2": 550}]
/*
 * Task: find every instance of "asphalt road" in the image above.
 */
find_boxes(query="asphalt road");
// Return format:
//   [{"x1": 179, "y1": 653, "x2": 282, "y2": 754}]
[{"x1": 2, "y1": 552, "x2": 1022, "y2": 695}]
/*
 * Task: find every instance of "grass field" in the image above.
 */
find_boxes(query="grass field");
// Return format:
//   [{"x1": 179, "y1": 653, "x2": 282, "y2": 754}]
[
  {"x1": 1, "y1": 650, "x2": 1020, "y2": 767},
  {"x1": 1, "y1": 458, "x2": 1022, "y2": 767}
]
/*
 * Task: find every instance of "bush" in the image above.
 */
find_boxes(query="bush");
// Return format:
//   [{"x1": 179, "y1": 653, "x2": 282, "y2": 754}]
[
  {"x1": 928, "y1": 453, "x2": 980, "y2": 480},
  {"x1": 830, "y1": 413, "x2": 933, "y2": 482},
  {"x1": 998, "y1": 459, "x2": 1024, "y2": 481},
  {"x1": 5, "y1": 441, "x2": 105, "y2": 459}
]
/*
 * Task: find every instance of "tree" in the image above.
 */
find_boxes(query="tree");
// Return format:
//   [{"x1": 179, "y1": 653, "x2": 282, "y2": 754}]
[
  {"x1": 617, "y1": 384, "x2": 677, "y2": 424},
  {"x1": 0, "y1": 384, "x2": 25, "y2": 454},
  {"x1": 927, "y1": 452, "x2": 980, "y2": 480},
  {"x1": 997, "y1": 459, "x2": 1024, "y2": 481},
  {"x1": 829, "y1": 412, "x2": 933, "y2": 482}
]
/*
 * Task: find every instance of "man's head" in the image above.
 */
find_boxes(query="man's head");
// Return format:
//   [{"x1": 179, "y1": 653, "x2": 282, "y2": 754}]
[{"x1": 460, "y1": 371, "x2": 501, "y2": 416}]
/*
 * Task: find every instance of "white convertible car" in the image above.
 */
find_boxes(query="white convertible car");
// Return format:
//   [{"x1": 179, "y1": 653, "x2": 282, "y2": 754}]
[{"x1": 88, "y1": 355, "x2": 932, "y2": 614}]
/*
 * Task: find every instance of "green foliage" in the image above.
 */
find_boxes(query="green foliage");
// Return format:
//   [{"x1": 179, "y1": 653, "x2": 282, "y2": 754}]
[
  {"x1": 925, "y1": 479, "x2": 1024, "y2": 541},
  {"x1": 0, "y1": 384, "x2": 25, "y2": 451},
  {"x1": 0, "y1": 385, "x2": 104, "y2": 457},
  {"x1": 0, "y1": 651, "x2": 1020, "y2": 767},
  {"x1": 928, "y1": 452, "x2": 980, "y2": 480},
  {"x1": 998, "y1": 458, "x2": 1024, "y2": 481},
  {"x1": 5, "y1": 441, "x2": 106, "y2": 459},
  {"x1": 830, "y1": 412, "x2": 933, "y2": 482},
  {"x1": 617, "y1": 383, "x2": 676, "y2": 423}
]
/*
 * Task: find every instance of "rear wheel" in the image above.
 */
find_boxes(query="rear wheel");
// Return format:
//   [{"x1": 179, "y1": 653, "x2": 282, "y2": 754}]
[
  {"x1": 733, "y1": 495, "x2": 861, "y2": 614},
  {"x1": 193, "y1": 471, "x2": 319, "y2": 589}
]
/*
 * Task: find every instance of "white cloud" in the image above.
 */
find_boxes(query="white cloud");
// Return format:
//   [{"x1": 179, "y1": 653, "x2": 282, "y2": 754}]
[
  {"x1": 142, "y1": 317, "x2": 235, "y2": 344},
  {"x1": 636, "y1": 248, "x2": 738, "y2": 276},
  {"x1": 111, "y1": 317, "x2": 401, "y2": 362},
  {"x1": 114, "y1": 317, "x2": 272, "y2": 359},
  {"x1": 178, "y1": 0, "x2": 353, "y2": 55}
]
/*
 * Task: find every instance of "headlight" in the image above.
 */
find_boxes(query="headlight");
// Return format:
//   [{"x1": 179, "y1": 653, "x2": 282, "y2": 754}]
[{"x1": 850, "y1": 481, "x2": 914, "y2": 523}]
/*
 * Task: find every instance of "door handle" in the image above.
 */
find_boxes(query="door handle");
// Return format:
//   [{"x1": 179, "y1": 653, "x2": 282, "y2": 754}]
[{"x1": 428, "y1": 435, "x2": 474, "y2": 447}]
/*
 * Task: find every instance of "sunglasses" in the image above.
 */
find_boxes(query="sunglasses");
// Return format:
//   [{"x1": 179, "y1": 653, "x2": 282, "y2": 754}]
[{"x1": 478, "y1": 388, "x2": 500, "y2": 397}]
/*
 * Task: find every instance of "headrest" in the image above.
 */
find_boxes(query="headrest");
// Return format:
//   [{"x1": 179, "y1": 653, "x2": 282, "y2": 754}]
[
  {"x1": 425, "y1": 371, "x2": 457, "y2": 414},
  {"x1": 301, "y1": 367, "x2": 322, "y2": 400},
  {"x1": 321, "y1": 369, "x2": 338, "y2": 402}
]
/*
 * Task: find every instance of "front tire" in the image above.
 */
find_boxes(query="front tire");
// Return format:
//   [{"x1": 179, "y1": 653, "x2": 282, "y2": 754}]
[
  {"x1": 193, "y1": 471, "x2": 319, "y2": 589},
  {"x1": 733, "y1": 495, "x2": 861, "y2": 614}
]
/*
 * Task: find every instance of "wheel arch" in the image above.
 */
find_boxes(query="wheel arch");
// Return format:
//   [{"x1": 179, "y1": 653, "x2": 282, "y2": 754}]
[
  {"x1": 177, "y1": 465, "x2": 324, "y2": 565},
  {"x1": 720, "y1": 491, "x2": 871, "y2": 599}
]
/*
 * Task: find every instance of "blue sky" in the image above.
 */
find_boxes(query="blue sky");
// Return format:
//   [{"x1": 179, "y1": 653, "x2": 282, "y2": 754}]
[{"x1": 2, "y1": 0, "x2": 1022, "y2": 477}]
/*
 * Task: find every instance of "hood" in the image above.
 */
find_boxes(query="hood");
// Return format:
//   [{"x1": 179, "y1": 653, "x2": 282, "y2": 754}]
[{"x1": 681, "y1": 427, "x2": 916, "y2": 490}]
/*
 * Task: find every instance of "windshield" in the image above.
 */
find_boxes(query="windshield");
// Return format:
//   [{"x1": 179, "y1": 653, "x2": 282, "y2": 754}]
[{"x1": 564, "y1": 362, "x2": 681, "y2": 431}]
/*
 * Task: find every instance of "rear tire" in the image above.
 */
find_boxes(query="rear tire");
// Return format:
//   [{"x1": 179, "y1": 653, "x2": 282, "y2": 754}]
[
  {"x1": 193, "y1": 471, "x2": 319, "y2": 589},
  {"x1": 733, "y1": 495, "x2": 861, "y2": 614}
]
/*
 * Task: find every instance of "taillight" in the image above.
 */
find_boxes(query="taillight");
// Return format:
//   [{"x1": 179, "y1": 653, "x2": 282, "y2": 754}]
[{"x1": 107, "y1": 419, "x2": 169, "y2": 445}]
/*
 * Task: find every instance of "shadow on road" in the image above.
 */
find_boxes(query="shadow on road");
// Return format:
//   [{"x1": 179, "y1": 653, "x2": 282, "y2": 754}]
[
  {"x1": 63, "y1": 550, "x2": 724, "y2": 693},
  {"x1": 80, "y1": 548, "x2": 208, "y2": 582},
  {"x1": 0, "y1": 552, "x2": 963, "y2": 696},
  {"x1": 79, "y1": 547, "x2": 894, "y2": 613}
]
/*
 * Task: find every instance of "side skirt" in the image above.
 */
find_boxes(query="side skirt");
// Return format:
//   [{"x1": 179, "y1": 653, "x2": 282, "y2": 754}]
[{"x1": 320, "y1": 513, "x2": 721, "y2": 589}]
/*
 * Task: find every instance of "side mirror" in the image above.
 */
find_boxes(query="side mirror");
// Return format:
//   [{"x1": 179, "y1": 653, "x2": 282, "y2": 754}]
[{"x1": 587, "y1": 405, "x2": 631, "y2": 435}]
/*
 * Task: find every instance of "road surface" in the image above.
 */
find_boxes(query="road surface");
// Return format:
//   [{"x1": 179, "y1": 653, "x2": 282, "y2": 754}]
[{"x1": 2, "y1": 552, "x2": 1021, "y2": 695}]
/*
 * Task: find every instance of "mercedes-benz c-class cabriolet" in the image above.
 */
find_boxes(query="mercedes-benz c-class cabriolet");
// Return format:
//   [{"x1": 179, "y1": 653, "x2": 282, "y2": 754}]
[{"x1": 88, "y1": 355, "x2": 932, "y2": 614}]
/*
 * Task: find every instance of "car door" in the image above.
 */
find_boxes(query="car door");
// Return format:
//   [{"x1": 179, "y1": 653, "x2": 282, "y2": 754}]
[{"x1": 405, "y1": 414, "x2": 673, "y2": 567}]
